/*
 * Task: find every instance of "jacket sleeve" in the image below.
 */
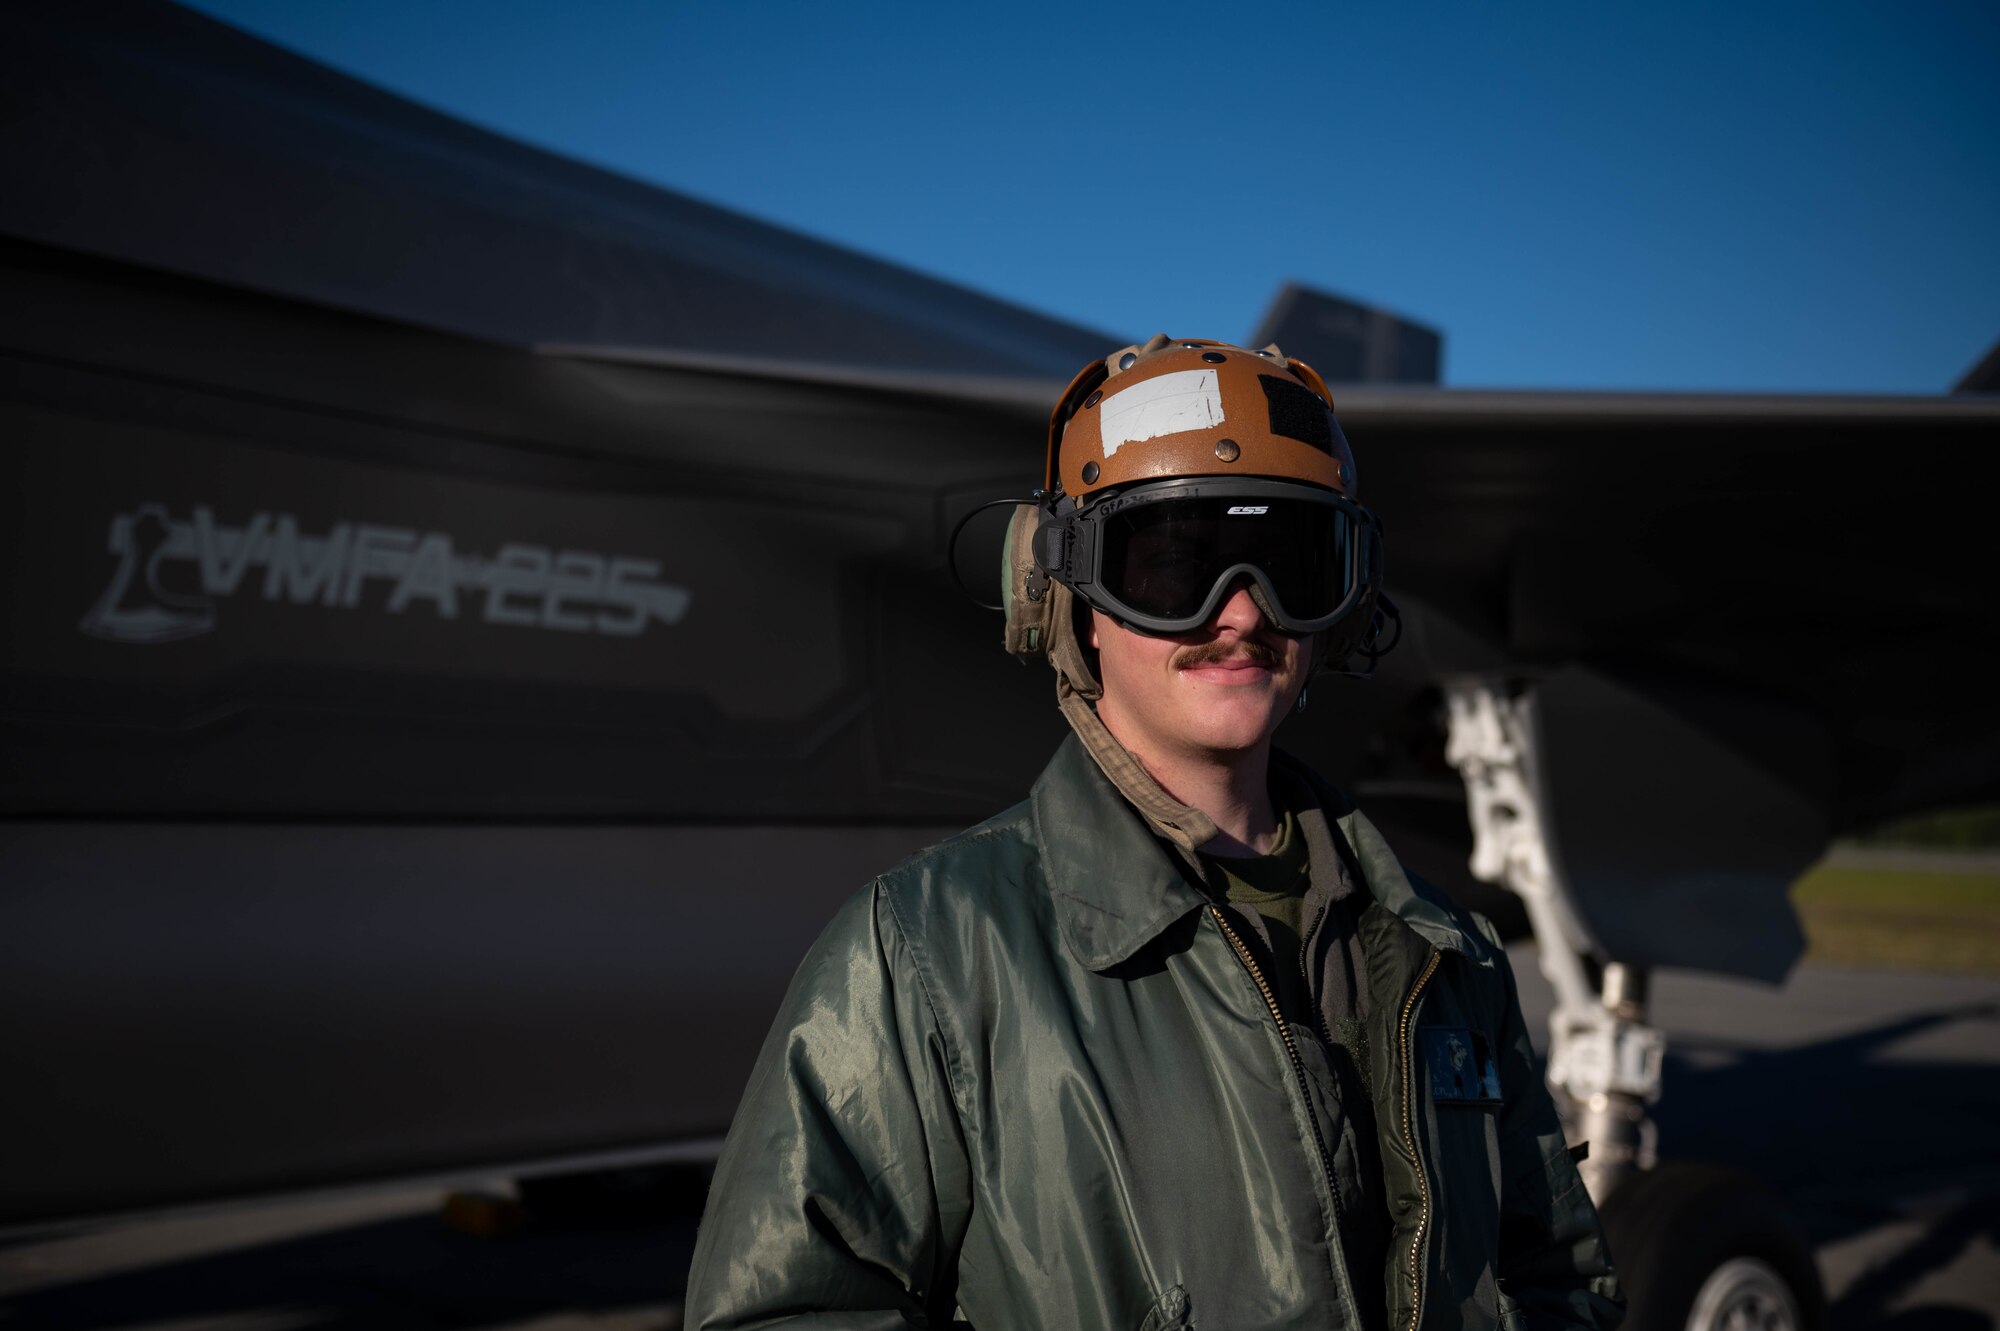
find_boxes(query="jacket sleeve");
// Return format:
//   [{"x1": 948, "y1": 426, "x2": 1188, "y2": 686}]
[
  {"x1": 1481, "y1": 922, "x2": 1626, "y2": 1331},
  {"x1": 685, "y1": 880, "x2": 974, "y2": 1330}
]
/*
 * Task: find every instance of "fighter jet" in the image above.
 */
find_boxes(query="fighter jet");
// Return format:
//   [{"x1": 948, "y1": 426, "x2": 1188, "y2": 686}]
[{"x1": 4, "y1": 4, "x2": 1996, "y2": 1327}]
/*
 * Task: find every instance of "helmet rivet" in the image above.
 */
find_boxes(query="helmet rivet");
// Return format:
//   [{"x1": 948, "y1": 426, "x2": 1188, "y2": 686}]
[
  {"x1": 1081, "y1": 461, "x2": 1101, "y2": 484},
  {"x1": 1084, "y1": 390, "x2": 1102, "y2": 409},
  {"x1": 1214, "y1": 439, "x2": 1240, "y2": 462},
  {"x1": 1333, "y1": 459, "x2": 1345, "y2": 483},
  {"x1": 1117, "y1": 352, "x2": 1137, "y2": 370},
  {"x1": 1201, "y1": 351, "x2": 1226, "y2": 364}
]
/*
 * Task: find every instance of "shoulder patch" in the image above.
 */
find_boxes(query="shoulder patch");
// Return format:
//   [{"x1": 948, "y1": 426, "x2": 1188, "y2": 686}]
[{"x1": 1422, "y1": 1024, "x2": 1502, "y2": 1105}]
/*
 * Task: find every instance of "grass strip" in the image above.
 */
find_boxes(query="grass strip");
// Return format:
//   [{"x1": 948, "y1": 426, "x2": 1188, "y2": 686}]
[{"x1": 1791, "y1": 864, "x2": 2000, "y2": 974}]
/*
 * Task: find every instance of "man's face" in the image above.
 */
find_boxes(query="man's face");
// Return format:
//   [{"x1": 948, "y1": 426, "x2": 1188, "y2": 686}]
[{"x1": 1089, "y1": 577, "x2": 1310, "y2": 763}]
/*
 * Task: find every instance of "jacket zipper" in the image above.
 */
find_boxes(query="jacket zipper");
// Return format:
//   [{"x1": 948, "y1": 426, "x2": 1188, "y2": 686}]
[
  {"x1": 1398, "y1": 949, "x2": 1442, "y2": 1331},
  {"x1": 1206, "y1": 903, "x2": 1359, "y2": 1329}
]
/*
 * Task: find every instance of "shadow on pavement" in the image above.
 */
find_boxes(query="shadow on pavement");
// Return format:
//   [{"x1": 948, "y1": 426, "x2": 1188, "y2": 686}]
[
  {"x1": 1823, "y1": 1194, "x2": 2000, "y2": 1331},
  {"x1": 1633, "y1": 1001, "x2": 2000, "y2": 1325},
  {"x1": 1651, "y1": 1002, "x2": 2000, "y2": 1225}
]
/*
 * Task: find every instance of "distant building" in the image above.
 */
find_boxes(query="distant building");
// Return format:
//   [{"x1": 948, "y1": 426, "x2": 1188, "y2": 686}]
[
  {"x1": 1955, "y1": 338, "x2": 2000, "y2": 393},
  {"x1": 1251, "y1": 283, "x2": 1443, "y2": 384}
]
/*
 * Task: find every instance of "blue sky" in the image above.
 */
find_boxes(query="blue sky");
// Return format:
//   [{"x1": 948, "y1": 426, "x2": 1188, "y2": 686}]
[{"x1": 183, "y1": 1, "x2": 1998, "y2": 393}]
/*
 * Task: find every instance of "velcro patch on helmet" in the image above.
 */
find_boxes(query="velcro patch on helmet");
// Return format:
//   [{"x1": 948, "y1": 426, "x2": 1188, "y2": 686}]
[
  {"x1": 1259, "y1": 375, "x2": 1335, "y2": 455},
  {"x1": 1100, "y1": 369, "x2": 1225, "y2": 458}
]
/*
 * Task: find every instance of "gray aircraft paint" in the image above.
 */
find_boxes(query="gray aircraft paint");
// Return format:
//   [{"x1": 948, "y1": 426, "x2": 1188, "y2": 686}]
[{"x1": 1, "y1": 0, "x2": 1995, "y2": 1231}]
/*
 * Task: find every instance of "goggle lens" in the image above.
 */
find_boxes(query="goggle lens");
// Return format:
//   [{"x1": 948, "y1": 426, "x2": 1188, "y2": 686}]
[{"x1": 1097, "y1": 497, "x2": 1353, "y2": 625}]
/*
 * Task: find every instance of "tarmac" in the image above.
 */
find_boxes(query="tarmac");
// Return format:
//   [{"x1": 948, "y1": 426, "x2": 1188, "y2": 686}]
[
  {"x1": 1507, "y1": 945, "x2": 2000, "y2": 1329},
  {"x1": 2, "y1": 950, "x2": 1994, "y2": 1330}
]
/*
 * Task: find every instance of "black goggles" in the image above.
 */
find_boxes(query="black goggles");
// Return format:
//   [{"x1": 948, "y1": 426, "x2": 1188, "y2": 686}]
[{"x1": 1033, "y1": 479, "x2": 1381, "y2": 636}]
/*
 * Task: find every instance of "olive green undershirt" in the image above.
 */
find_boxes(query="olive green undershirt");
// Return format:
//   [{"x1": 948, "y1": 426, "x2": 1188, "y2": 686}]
[{"x1": 1199, "y1": 805, "x2": 1313, "y2": 1025}]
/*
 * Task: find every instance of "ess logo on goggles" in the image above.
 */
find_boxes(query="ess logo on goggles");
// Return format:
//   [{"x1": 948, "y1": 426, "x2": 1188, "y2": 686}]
[{"x1": 1034, "y1": 477, "x2": 1382, "y2": 637}]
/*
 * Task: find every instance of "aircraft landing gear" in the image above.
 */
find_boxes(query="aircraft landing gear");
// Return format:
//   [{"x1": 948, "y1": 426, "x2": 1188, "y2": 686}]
[
  {"x1": 1443, "y1": 680, "x2": 1826, "y2": 1331},
  {"x1": 1443, "y1": 681, "x2": 1663, "y2": 1199}
]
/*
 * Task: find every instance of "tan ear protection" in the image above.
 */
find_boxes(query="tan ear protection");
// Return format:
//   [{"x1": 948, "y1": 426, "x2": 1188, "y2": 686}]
[
  {"x1": 1001, "y1": 500, "x2": 1104, "y2": 695},
  {"x1": 1001, "y1": 502, "x2": 1050, "y2": 660}
]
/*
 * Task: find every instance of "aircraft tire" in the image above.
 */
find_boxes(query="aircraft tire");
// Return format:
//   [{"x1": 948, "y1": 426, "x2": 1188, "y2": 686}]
[{"x1": 1597, "y1": 1160, "x2": 1826, "y2": 1331}]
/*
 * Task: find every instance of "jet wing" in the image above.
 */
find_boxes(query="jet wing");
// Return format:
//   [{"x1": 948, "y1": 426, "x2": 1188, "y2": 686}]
[
  {"x1": 0, "y1": 0, "x2": 1115, "y2": 377},
  {"x1": 4, "y1": 0, "x2": 1995, "y2": 1230}
]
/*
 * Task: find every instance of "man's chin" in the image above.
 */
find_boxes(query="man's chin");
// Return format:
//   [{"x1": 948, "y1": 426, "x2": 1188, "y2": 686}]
[{"x1": 1177, "y1": 705, "x2": 1287, "y2": 755}]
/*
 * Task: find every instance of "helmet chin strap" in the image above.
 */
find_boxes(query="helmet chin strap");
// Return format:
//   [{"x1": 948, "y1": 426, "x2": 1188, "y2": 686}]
[{"x1": 1043, "y1": 579, "x2": 1220, "y2": 854}]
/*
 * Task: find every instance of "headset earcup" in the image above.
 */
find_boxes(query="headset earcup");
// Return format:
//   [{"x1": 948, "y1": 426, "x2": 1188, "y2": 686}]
[{"x1": 1002, "y1": 503, "x2": 1052, "y2": 659}]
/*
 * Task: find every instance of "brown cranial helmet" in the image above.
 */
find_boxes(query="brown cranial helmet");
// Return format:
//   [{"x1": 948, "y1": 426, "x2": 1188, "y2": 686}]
[
  {"x1": 1010, "y1": 335, "x2": 1385, "y2": 663},
  {"x1": 1046, "y1": 335, "x2": 1357, "y2": 500}
]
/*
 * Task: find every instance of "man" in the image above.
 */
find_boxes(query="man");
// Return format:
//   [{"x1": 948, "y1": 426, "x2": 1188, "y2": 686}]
[{"x1": 685, "y1": 336, "x2": 1622, "y2": 1330}]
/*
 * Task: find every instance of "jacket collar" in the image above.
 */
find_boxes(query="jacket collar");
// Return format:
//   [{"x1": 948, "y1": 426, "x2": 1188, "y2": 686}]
[
  {"x1": 1032, "y1": 735, "x2": 1207, "y2": 971},
  {"x1": 1033, "y1": 734, "x2": 1468, "y2": 972}
]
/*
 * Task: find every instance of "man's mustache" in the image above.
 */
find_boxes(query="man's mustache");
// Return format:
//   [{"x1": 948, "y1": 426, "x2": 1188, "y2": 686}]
[{"x1": 1174, "y1": 637, "x2": 1282, "y2": 670}]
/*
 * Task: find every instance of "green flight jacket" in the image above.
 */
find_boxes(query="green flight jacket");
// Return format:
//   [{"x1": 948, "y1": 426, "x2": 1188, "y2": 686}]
[{"x1": 686, "y1": 736, "x2": 1623, "y2": 1330}]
